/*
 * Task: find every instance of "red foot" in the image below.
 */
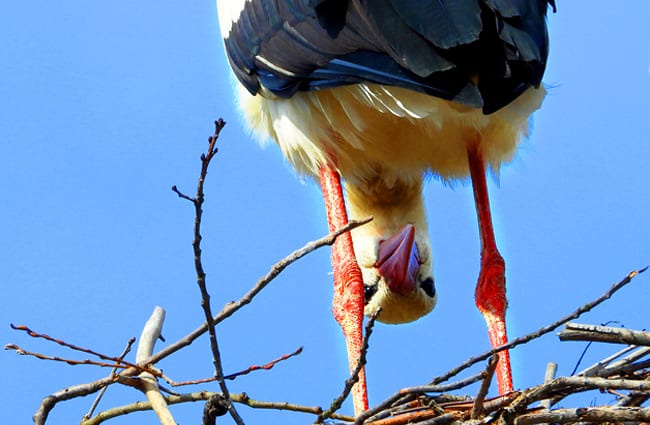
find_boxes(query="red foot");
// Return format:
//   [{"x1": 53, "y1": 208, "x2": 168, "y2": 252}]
[{"x1": 319, "y1": 166, "x2": 369, "y2": 414}]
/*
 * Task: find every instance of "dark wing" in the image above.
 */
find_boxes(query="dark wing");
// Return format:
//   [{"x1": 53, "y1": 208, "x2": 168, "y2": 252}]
[{"x1": 220, "y1": 0, "x2": 552, "y2": 114}]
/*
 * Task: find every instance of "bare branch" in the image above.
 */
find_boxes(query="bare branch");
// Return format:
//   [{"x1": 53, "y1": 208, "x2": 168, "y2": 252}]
[
  {"x1": 508, "y1": 375, "x2": 650, "y2": 413},
  {"x1": 24, "y1": 218, "x2": 370, "y2": 424},
  {"x1": 136, "y1": 307, "x2": 176, "y2": 425},
  {"x1": 559, "y1": 322, "x2": 650, "y2": 346},
  {"x1": 515, "y1": 406, "x2": 650, "y2": 425},
  {"x1": 430, "y1": 268, "x2": 647, "y2": 387},
  {"x1": 7, "y1": 324, "x2": 146, "y2": 372},
  {"x1": 174, "y1": 119, "x2": 244, "y2": 424},
  {"x1": 356, "y1": 372, "x2": 491, "y2": 424},
  {"x1": 5, "y1": 344, "x2": 134, "y2": 370},
  {"x1": 80, "y1": 391, "x2": 355, "y2": 425},
  {"x1": 321, "y1": 309, "x2": 381, "y2": 421},
  {"x1": 135, "y1": 217, "x2": 371, "y2": 370},
  {"x1": 539, "y1": 362, "x2": 556, "y2": 410},
  {"x1": 82, "y1": 337, "x2": 136, "y2": 421},
  {"x1": 470, "y1": 355, "x2": 498, "y2": 419},
  {"x1": 172, "y1": 346, "x2": 303, "y2": 386}
]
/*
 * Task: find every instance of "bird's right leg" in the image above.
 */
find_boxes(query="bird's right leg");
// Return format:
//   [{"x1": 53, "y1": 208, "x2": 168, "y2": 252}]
[
  {"x1": 467, "y1": 141, "x2": 513, "y2": 395},
  {"x1": 318, "y1": 165, "x2": 369, "y2": 415}
]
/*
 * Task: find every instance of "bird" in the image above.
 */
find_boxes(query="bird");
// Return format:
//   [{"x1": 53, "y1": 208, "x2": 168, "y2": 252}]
[{"x1": 216, "y1": 0, "x2": 553, "y2": 415}]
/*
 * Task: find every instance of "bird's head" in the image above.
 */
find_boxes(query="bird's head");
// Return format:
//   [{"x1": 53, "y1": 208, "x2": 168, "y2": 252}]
[{"x1": 354, "y1": 223, "x2": 437, "y2": 324}]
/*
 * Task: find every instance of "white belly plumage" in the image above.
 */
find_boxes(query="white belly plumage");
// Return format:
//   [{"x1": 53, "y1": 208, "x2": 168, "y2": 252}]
[{"x1": 238, "y1": 83, "x2": 546, "y2": 185}]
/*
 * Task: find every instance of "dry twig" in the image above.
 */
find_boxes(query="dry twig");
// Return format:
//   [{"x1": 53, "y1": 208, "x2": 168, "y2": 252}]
[
  {"x1": 82, "y1": 337, "x2": 136, "y2": 420},
  {"x1": 172, "y1": 346, "x2": 304, "y2": 386},
  {"x1": 356, "y1": 267, "x2": 647, "y2": 424},
  {"x1": 173, "y1": 118, "x2": 244, "y2": 424},
  {"x1": 559, "y1": 322, "x2": 650, "y2": 346},
  {"x1": 80, "y1": 391, "x2": 355, "y2": 425},
  {"x1": 135, "y1": 307, "x2": 176, "y2": 425},
  {"x1": 320, "y1": 309, "x2": 382, "y2": 422}
]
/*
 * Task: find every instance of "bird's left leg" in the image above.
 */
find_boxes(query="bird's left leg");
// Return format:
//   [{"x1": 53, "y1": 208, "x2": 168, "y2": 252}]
[
  {"x1": 318, "y1": 165, "x2": 369, "y2": 415},
  {"x1": 467, "y1": 140, "x2": 513, "y2": 395}
]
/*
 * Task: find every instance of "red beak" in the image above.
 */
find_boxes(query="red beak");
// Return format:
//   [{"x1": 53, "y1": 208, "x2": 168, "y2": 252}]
[{"x1": 375, "y1": 224, "x2": 420, "y2": 295}]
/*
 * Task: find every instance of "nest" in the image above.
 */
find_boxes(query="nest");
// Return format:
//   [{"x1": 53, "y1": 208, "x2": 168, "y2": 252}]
[{"x1": 356, "y1": 323, "x2": 650, "y2": 425}]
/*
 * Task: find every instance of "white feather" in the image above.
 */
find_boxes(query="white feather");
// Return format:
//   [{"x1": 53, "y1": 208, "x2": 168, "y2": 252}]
[{"x1": 239, "y1": 83, "x2": 546, "y2": 182}]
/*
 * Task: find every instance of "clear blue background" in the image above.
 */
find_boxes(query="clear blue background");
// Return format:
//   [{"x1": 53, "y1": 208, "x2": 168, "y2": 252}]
[{"x1": 2, "y1": 2, "x2": 649, "y2": 424}]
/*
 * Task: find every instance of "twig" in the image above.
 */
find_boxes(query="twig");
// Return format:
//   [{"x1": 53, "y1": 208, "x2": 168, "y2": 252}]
[
  {"x1": 559, "y1": 322, "x2": 650, "y2": 346},
  {"x1": 172, "y1": 346, "x2": 304, "y2": 386},
  {"x1": 148, "y1": 218, "x2": 371, "y2": 370},
  {"x1": 7, "y1": 324, "x2": 149, "y2": 373},
  {"x1": 367, "y1": 409, "x2": 462, "y2": 425},
  {"x1": 515, "y1": 406, "x2": 650, "y2": 425},
  {"x1": 28, "y1": 219, "x2": 369, "y2": 423},
  {"x1": 356, "y1": 372, "x2": 489, "y2": 424},
  {"x1": 224, "y1": 346, "x2": 303, "y2": 380},
  {"x1": 417, "y1": 411, "x2": 468, "y2": 425},
  {"x1": 358, "y1": 268, "x2": 646, "y2": 424},
  {"x1": 615, "y1": 390, "x2": 650, "y2": 407},
  {"x1": 470, "y1": 355, "x2": 498, "y2": 419},
  {"x1": 80, "y1": 391, "x2": 355, "y2": 425},
  {"x1": 5, "y1": 345, "x2": 135, "y2": 369},
  {"x1": 547, "y1": 345, "x2": 650, "y2": 408},
  {"x1": 572, "y1": 344, "x2": 639, "y2": 377},
  {"x1": 431, "y1": 268, "x2": 646, "y2": 386},
  {"x1": 320, "y1": 309, "x2": 381, "y2": 422},
  {"x1": 174, "y1": 119, "x2": 245, "y2": 425},
  {"x1": 508, "y1": 375, "x2": 650, "y2": 413},
  {"x1": 126, "y1": 218, "x2": 371, "y2": 379},
  {"x1": 82, "y1": 337, "x2": 136, "y2": 420},
  {"x1": 136, "y1": 307, "x2": 177, "y2": 425},
  {"x1": 540, "y1": 362, "x2": 557, "y2": 410}
]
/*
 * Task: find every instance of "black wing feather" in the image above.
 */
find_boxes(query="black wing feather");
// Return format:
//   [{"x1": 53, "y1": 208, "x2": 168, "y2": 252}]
[{"x1": 221, "y1": 0, "x2": 552, "y2": 113}]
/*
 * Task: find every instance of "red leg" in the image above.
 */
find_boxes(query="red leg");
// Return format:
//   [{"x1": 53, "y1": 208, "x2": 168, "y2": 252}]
[
  {"x1": 318, "y1": 165, "x2": 368, "y2": 415},
  {"x1": 467, "y1": 142, "x2": 513, "y2": 395}
]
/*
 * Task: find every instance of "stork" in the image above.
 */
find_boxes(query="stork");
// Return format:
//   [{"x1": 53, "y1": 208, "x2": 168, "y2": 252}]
[{"x1": 216, "y1": 0, "x2": 553, "y2": 415}]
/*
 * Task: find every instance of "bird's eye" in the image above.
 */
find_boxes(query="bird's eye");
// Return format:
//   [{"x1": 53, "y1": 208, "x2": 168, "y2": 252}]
[
  {"x1": 420, "y1": 278, "x2": 436, "y2": 298},
  {"x1": 364, "y1": 284, "x2": 378, "y2": 304}
]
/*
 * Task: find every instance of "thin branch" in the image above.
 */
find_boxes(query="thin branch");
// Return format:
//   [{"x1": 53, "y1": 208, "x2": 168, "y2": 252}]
[
  {"x1": 34, "y1": 380, "x2": 116, "y2": 425},
  {"x1": 80, "y1": 391, "x2": 355, "y2": 425},
  {"x1": 356, "y1": 372, "x2": 490, "y2": 424},
  {"x1": 135, "y1": 307, "x2": 176, "y2": 425},
  {"x1": 211, "y1": 216, "x2": 372, "y2": 325},
  {"x1": 357, "y1": 268, "x2": 646, "y2": 424},
  {"x1": 367, "y1": 409, "x2": 463, "y2": 425},
  {"x1": 172, "y1": 346, "x2": 303, "y2": 386},
  {"x1": 82, "y1": 337, "x2": 136, "y2": 420},
  {"x1": 430, "y1": 268, "x2": 647, "y2": 386},
  {"x1": 146, "y1": 218, "x2": 371, "y2": 372},
  {"x1": 175, "y1": 119, "x2": 244, "y2": 424},
  {"x1": 615, "y1": 390, "x2": 650, "y2": 407},
  {"x1": 7, "y1": 324, "x2": 148, "y2": 373},
  {"x1": 515, "y1": 406, "x2": 650, "y2": 425},
  {"x1": 5, "y1": 345, "x2": 135, "y2": 369},
  {"x1": 540, "y1": 362, "x2": 557, "y2": 410},
  {"x1": 572, "y1": 344, "x2": 639, "y2": 377},
  {"x1": 320, "y1": 309, "x2": 381, "y2": 421},
  {"x1": 559, "y1": 322, "x2": 650, "y2": 346},
  {"x1": 547, "y1": 345, "x2": 650, "y2": 408},
  {"x1": 470, "y1": 355, "x2": 498, "y2": 419},
  {"x1": 27, "y1": 219, "x2": 370, "y2": 423},
  {"x1": 508, "y1": 375, "x2": 650, "y2": 413}
]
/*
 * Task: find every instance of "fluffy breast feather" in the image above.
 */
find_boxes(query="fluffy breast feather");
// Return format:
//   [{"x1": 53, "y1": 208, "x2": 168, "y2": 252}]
[{"x1": 238, "y1": 83, "x2": 546, "y2": 183}]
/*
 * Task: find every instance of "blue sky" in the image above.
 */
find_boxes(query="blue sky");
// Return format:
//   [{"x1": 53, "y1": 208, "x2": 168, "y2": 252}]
[{"x1": 2, "y1": 2, "x2": 649, "y2": 424}]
